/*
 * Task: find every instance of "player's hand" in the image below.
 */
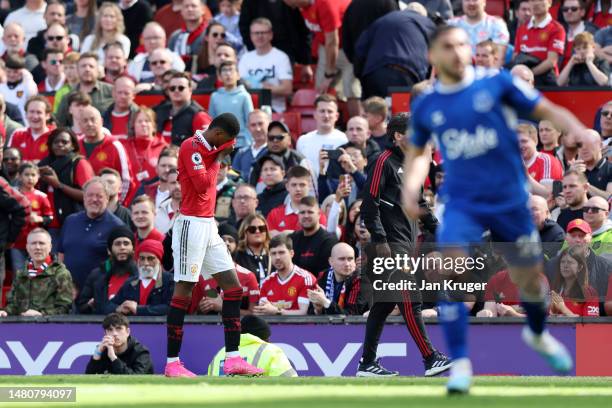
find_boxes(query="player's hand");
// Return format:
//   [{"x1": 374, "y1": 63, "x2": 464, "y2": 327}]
[
  {"x1": 0, "y1": 311, "x2": 7, "y2": 317},
  {"x1": 21, "y1": 309, "x2": 42, "y2": 317},
  {"x1": 402, "y1": 189, "x2": 421, "y2": 220},
  {"x1": 38, "y1": 166, "x2": 60, "y2": 188}
]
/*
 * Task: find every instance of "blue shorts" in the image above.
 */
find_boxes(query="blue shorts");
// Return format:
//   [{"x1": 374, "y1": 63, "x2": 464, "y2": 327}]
[{"x1": 437, "y1": 204, "x2": 543, "y2": 267}]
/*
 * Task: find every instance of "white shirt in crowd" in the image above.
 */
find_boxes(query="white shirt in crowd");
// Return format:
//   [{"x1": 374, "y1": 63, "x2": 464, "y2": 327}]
[
  {"x1": 296, "y1": 128, "x2": 347, "y2": 179},
  {"x1": 5, "y1": 4, "x2": 46, "y2": 44},
  {"x1": 80, "y1": 34, "x2": 131, "y2": 64},
  {"x1": 238, "y1": 47, "x2": 292, "y2": 113},
  {"x1": 0, "y1": 73, "x2": 38, "y2": 123}
]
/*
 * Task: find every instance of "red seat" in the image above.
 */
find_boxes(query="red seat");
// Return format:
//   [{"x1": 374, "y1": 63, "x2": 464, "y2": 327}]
[
  {"x1": 300, "y1": 117, "x2": 317, "y2": 134},
  {"x1": 485, "y1": 0, "x2": 508, "y2": 17},
  {"x1": 291, "y1": 88, "x2": 318, "y2": 108}
]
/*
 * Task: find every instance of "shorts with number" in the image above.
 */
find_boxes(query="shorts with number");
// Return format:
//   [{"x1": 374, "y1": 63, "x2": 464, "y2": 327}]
[
  {"x1": 437, "y1": 203, "x2": 543, "y2": 267},
  {"x1": 172, "y1": 214, "x2": 234, "y2": 282}
]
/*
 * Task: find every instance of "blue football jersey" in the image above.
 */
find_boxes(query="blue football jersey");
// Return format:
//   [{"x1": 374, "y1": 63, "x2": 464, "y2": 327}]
[{"x1": 410, "y1": 66, "x2": 541, "y2": 212}]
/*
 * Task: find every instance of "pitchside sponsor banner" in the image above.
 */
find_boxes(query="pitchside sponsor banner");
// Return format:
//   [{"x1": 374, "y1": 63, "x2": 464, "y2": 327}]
[{"x1": 0, "y1": 324, "x2": 576, "y2": 376}]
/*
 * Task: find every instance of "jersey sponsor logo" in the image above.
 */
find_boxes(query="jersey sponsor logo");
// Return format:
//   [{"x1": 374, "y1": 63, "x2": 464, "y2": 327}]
[
  {"x1": 473, "y1": 90, "x2": 494, "y2": 113},
  {"x1": 587, "y1": 306, "x2": 599, "y2": 315},
  {"x1": 191, "y1": 152, "x2": 204, "y2": 170},
  {"x1": 438, "y1": 126, "x2": 499, "y2": 160}
]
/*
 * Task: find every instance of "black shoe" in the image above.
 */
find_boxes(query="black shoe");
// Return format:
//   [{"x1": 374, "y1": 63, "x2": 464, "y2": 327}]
[
  {"x1": 356, "y1": 359, "x2": 399, "y2": 377},
  {"x1": 424, "y1": 351, "x2": 452, "y2": 377}
]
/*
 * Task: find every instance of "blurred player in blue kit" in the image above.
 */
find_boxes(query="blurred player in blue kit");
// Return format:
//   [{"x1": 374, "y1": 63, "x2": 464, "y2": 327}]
[{"x1": 402, "y1": 25, "x2": 587, "y2": 394}]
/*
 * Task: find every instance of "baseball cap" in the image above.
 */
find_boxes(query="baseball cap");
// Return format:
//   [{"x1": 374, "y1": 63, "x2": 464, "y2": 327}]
[
  {"x1": 257, "y1": 154, "x2": 285, "y2": 171},
  {"x1": 566, "y1": 218, "x2": 592, "y2": 234},
  {"x1": 268, "y1": 121, "x2": 290, "y2": 134}
]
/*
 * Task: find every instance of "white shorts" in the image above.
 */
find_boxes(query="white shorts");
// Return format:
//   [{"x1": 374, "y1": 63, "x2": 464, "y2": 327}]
[{"x1": 172, "y1": 214, "x2": 234, "y2": 282}]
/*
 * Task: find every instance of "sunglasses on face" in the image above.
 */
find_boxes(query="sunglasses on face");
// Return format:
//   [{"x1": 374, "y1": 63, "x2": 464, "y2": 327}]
[
  {"x1": 169, "y1": 85, "x2": 187, "y2": 92},
  {"x1": 583, "y1": 206, "x2": 607, "y2": 213},
  {"x1": 562, "y1": 6, "x2": 580, "y2": 12},
  {"x1": 601, "y1": 110, "x2": 612, "y2": 118},
  {"x1": 49, "y1": 59, "x2": 63, "y2": 65},
  {"x1": 211, "y1": 32, "x2": 226, "y2": 38},
  {"x1": 268, "y1": 135, "x2": 285, "y2": 142},
  {"x1": 150, "y1": 60, "x2": 168, "y2": 66},
  {"x1": 246, "y1": 225, "x2": 266, "y2": 234},
  {"x1": 46, "y1": 35, "x2": 64, "y2": 41}
]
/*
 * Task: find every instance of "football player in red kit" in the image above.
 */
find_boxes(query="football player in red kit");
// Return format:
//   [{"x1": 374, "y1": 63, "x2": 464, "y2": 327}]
[{"x1": 164, "y1": 113, "x2": 264, "y2": 377}]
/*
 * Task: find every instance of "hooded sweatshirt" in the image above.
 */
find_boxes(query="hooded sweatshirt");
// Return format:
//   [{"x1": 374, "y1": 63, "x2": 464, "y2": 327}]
[{"x1": 208, "y1": 84, "x2": 254, "y2": 149}]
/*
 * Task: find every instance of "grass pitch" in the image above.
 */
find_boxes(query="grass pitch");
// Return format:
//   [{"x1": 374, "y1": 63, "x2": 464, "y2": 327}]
[{"x1": 0, "y1": 376, "x2": 610, "y2": 408}]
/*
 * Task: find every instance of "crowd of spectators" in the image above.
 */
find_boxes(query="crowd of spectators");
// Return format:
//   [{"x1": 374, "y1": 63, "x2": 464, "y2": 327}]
[{"x1": 0, "y1": 0, "x2": 610, "y2": 321}]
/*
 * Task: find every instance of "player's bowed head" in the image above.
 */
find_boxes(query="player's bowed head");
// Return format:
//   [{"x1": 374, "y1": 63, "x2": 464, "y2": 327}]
[{"x1": 201, "y1": 113, "x2": 241, "y2": 157}]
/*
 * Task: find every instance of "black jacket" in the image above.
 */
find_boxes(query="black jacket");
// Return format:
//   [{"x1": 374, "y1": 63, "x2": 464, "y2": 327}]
[
  {"x1": 249, "y1": 149, "x2": 306, "y2": 186},
  {"x1": 312, "y1": 269, "x2": 369, "y2": 315},
  {"x1": 256, "y1": 182, "x2": 287, "y2": 217},
  {"x1": 361, "y1": 145, "x2": 437, "y2": 246},
  {"x1": 154, "y1": 100, "x2": 205, "y2": 147},
  {"x1": 102, "y1": 103, "x2": 139, "y2": 134},
  {"x1": 538, "y1": 218, "x2": 565, "y2": 260},
  {"x1": 0, "y1": 177, "x2": 26, "y2": 248},
  {"x1": 105, "y1": 271, "x2": 175, "y2": 316},
  {"x1": 85, "y1": 336, "x2": 154, "y2": 374},
  {"x1": 76, "y1": 259, "x2": 138, "y2": 314}
]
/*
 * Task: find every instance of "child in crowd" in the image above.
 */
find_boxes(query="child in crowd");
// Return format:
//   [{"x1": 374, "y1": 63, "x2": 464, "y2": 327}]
[{"x1": 214, "y1": 0, "x2": 243, "y2": 52}]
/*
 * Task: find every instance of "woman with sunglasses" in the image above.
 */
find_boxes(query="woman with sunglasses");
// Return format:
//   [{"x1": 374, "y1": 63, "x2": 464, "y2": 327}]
[
  {"x1": 235, "y1": 213, "x2": 272, "y2": 283},
  {"x1": 37, "y1": 128, "x2": 95, "y2": 245},
  {"x1": 550, "y1": 247, "x2": 600, "y2": 316},
  {"x1": 121, "y1": 106, "x2": 168, "y2": 202},
  {"x1": 195, "y1": 22, "x2": 228, "y2": 75},
  {"x1": 80, "y1": 2, "x2": 130, "y2": 64}
]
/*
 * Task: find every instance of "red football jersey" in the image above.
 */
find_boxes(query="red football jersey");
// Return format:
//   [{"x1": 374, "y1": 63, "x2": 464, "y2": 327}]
[
  {"x1": 556, "y1": 286, "x2": 600, "y2": 317},
  {"x1": 177, "y1": 136, "x2": 234, "y2": 217},
  {"x1": 8, "y1": 128, "x2": 53, "y2": 162},
  {"x1": 259, "y1": 266, "x2": 316, "y2": 311},
  {"x1": 527, "y1": 152, "x2": 563, "y2": 183},
  {"x1": 110, "y1": 111, "x2": 131, "y2": 140},
  {"x1": 189, "y1": 264, "x2": 260, "y2": 313},
  {"x1": 514, "y1": 15, "x2": 566, "y2": 74},
  {"x1": 300, "y1": 0, "x2": 350, "y2": 56},
  {"x1": 161, "y1": 111, "x2": 213, "y2": 145},
  {"x1": 78, "y1": 135, "x2": 135, "y2": 202},
  {"x1": 266, "y1": 203, "x2": 328, "y2": 233},
  {"x1": 13, "y1": 189, "x2": 53, "y2": 249},
  {"x1": 483, "y1": 270, "x2": 521, "y2": 306}
]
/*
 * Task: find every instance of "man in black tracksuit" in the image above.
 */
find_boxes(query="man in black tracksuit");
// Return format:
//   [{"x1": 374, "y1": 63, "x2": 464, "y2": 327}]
[{"x1": 357, "y1": 113, "x2": 451, "y2": 377}]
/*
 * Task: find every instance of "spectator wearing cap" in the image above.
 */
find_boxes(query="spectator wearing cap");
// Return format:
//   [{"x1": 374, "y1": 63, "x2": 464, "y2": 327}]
[
  {"x1": 576, "y1": 129, "x2": 612, "y2": 199},
  {"x1": 85, "y1": 313, "x2": 154, "y2": 374},
  {"x1": 556, "y1": 170, "x2": 589, "y2": 231},
  {"x1": 256, "y1": 155, "x2": 287, "y2": 217},
  {"x1": 560, "y1": 196, "x2": 612, "y2": 258},
  {"x1": 0, "y1": 54, "x2": 38, "y2": 122},
  {"x1": 77, "y1": 225, "x2": 138, "y2": 314},
  {"x1": 0, "y1": 228, "x2": 73, "y2": 317},
  {"x1": 546, "y1": 218, "x2": 612, "y2": 298},
  {"x1": 249, "y1": 120, "x2": 308, "y2": 190},
  {"x1": 107, "y1": 239, "x2": 174, "y2": 316},
  {"x1": 208, "y1": 315, "x2": 297, "y2": 376},
  {"x1": 58, "y1": 177, "x2": 125, "y2": 291},
  {"x1": 530, "y1": 195, "x2": 565, "y2": 259},
  {"x1": 232, "y1": 110, "x2": 269, "y2": 182},
  {"x1": 215, "y1": 156, "x2": 238, "y2": 223}
]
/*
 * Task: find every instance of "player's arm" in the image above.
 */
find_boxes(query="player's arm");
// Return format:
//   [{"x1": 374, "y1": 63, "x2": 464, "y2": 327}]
[
  {"x1": 531, "y1": 97, "x2": 586, "y2": 141},
  {"x1": 179, "y1": 141, "x2": 220, "y2": 195},
  {"x1": 360, "y1": 155, "x2": 388, "y2": 244},
  {"x1": 401, "y1": 144, "x2": 432, "y2": 220}
]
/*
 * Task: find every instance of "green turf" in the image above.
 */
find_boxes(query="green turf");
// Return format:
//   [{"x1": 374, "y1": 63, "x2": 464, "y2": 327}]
[{"x1": 0, "y1": 376, "x2": 610, "y2": 408}]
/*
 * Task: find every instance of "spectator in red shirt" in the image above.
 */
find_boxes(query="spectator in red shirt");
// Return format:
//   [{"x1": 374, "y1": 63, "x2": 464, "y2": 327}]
[
  {"x1": 8, "y1": 96, "x2": 54, "y2": 163},
  {"x1": 131, "y1": 195, "x2": 165, "y2": 249},
  {"x1": 283, "y1": 0, "x2": 361, "y2": 117},
  {"x1": 10, "y1": 162, "x2": 53, "y2": 273},
  {"x1": 513, "y1": 0, "x2": 566, "y2": 85},
  {"x1": 108, "y1": 239, "x2": 174, "y2": 316},
  {"x1": 518, "y1": 122, "x2": 563, "y2": 195},
  {"x1": 586, "y1": 0, "x2": 612, "y2": 28},
  {"x1": 538, "y1": 119, "x2": 562, "y2": 156},
  {"x1": 154, "y1": 72, "x2": 212, "y2": 147},
  {"x1": 37, "y1": 48, "x2": 66, "y2": 93},
  {"x1": 121, "y1": 107, "x2": 168, "y2": 201},
  {"x1": 78, "y1": 105, "x2": 135, "y2": 203},
  {"x1": 267, "y1": 165, "x2": 326, "y2": 236},
  {"x1": 477, "y1": 269, "x2": 527, "y2": 317},
  {"x1": 37, "y1": 128, "x2": 95, "y2": 245},
  {"x1": 255, "y1": 234, "x2": 315, "y2": 316},
  {"x1": 102, "y1": 76, "x2": 138, "y2": 141},
  {"x1": 550, "y1": 246, "x2": 600, "y2": 316}
]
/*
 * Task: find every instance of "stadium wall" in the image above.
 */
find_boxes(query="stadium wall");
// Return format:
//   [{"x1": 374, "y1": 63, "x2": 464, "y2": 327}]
[{"x1": 1, "y1": 318, "x2": 610, "y2": 376}]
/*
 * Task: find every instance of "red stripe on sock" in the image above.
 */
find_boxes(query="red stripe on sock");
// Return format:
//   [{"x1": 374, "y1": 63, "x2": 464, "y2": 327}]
[
  {"x1": 170, "y1": 295, "x2": 191, "y2": 310},
  {"x1": 223, "y1": 287, "x2": 243, "y2": 301}
]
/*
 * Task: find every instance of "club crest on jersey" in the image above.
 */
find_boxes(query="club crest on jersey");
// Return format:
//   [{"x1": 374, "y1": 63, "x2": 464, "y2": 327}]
[
  {"x1": 191, "y1": 152, "x2": 204, "y2": 170},
  {"x1": 287, "y1": 287, "x2": 297, "y2": 297},
  {"x1": 96, "y1": 152, "x2": 107, "y2": 161},
  {"x1": 473, "y1": 91, "x2": 494, "y2": 113},
  {"x1": 431, "y1": 111, "x2": 446, "y2": 126},
  {"x1": 190, "y1": 264, "x2": 199, "y2": 276}
]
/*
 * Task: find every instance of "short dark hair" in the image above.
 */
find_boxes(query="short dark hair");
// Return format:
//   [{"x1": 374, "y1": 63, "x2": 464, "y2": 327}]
[
  {"x1": 387, "y1": 113, "x2": 410, "y2": 142},
  {"x1": 285, "y1": 165, "x2": 310, "y2": 181},
  {"x1": 218, "y1": 60, "x2": 237, "y2": 73},
  {"x1": 79, "y1": 52, "x2": 99, "y2": 63},
  {"x1": 299, "y1": 196, "x2": 318, "y2": 208},
  {"x1": 47, "y1": 128, "x2": 79, "y2": 156},
  {"x1": 67, "y1": 91, "x2": 92, "y2": 107},
  {"x1": 18, "y1": 161, "x2": 38, "y2": 175},
  {"x1": 241, "y1": 315, "x2": 271, "y2": 341},
  {"x1": 314, "y1": 93, "x2": 337, "y2": 109},
  {"x1": 210, "y1": 113, "x2": 241, "y2": 138},
  {"x1": 344, "y1": 142, "x2": 366, "y2": 158},
  {"x1": 563, "y1": 0, "x2": 586, "y2": 8},
  {"x1": 159, "y1": 145, "x2": 179, "y2": 160},
  {"x1": 269, "y1": 234, "x2": 293, "y2": 251},
  {"x1": 428, "y1": 25, "x2": 462, "y2": 49},
  {"x1": 102, "y1": 313, "x2": 129, "y2": 330},
  {"x1": 42, "y1": 47, "x2": 64, "y2": 61}
]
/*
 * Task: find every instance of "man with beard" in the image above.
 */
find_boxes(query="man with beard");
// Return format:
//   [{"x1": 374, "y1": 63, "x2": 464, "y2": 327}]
[
  {"x1": 108, "y1": 239, "x2": 174, "y2": 316},
  {"x1": 77, "y1": 226, "x2": 138, "y2": 314}
]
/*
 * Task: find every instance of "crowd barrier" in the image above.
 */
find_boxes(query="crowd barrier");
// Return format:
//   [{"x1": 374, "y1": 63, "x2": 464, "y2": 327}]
[
  {"x1": 1, "y1": 316, "x2": 611, "y2": 376},
  {"x1": 389, "y1": 86, "x2": 612, "y2": 127}
]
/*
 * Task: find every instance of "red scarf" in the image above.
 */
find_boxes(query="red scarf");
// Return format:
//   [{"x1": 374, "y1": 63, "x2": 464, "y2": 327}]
[
  {"x1": 185, "y1": 20, "x2": 207, "y2": 46},
  {"x1": 27, "y1": 256, "x2": 53, "y2": 278}
]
